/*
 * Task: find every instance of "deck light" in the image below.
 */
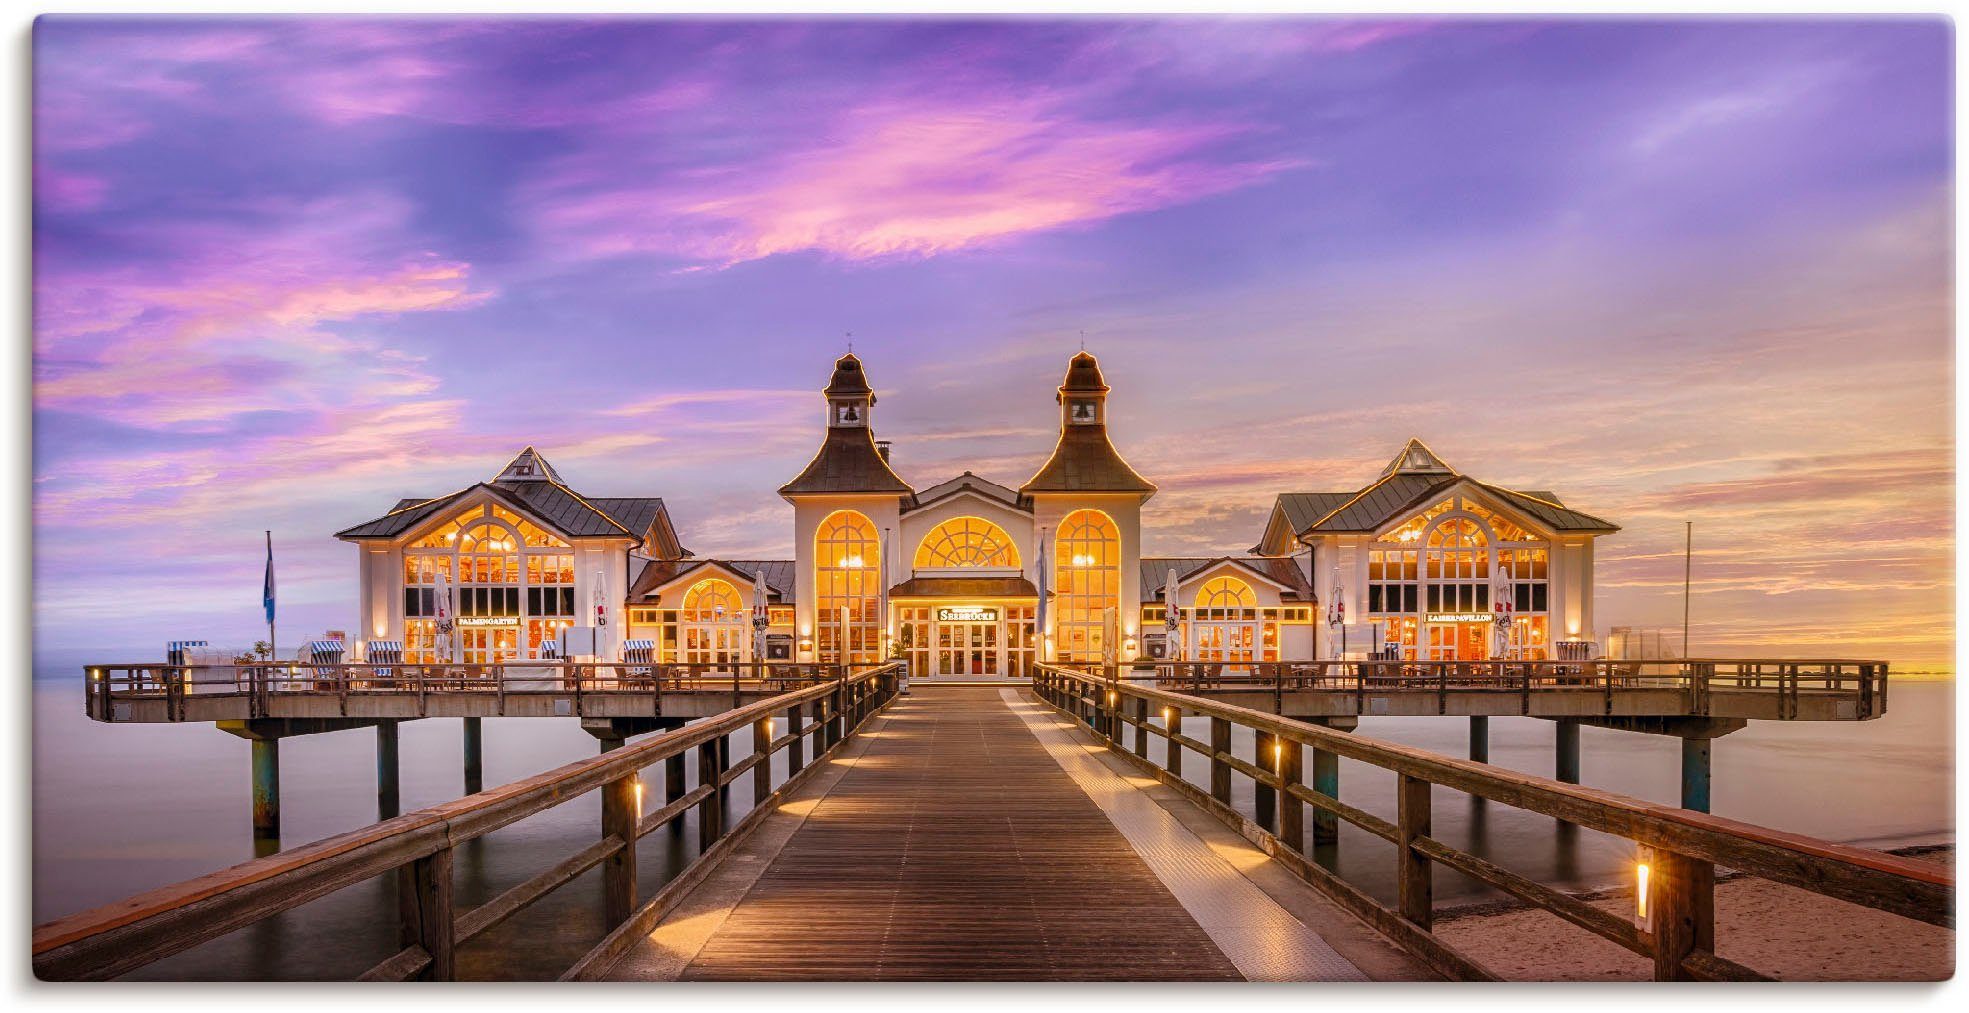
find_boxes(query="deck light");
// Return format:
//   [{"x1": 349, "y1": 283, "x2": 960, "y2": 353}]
[
  {"x1": 1635, "y1": 858, "x2": 1651, "y2": 922},
  {"x1": 634, "y1": 778, "x2": 644, "y2": 818}
]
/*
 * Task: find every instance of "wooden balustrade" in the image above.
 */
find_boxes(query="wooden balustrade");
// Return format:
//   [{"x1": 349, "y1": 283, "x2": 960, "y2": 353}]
[
  {"x1": 36, "y1": 662, "x2": 905, "y2": 982},
  {"x1": 82, "y1": 661, "x2": 850, "y2": 722},
  {"x1": 1032, "y1": 664, "x2": 1949, "y2": 982}
]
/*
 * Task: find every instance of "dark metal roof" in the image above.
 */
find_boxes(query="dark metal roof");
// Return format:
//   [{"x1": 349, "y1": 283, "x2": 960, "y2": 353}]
[
  {"x1": 1139, "y1": 557, "x2": 1314, "y2": 603},
  {"x1": 778, "y1": 426, "x2": 914, "y2": 496},
  {"x1": 1019, "y1": 425, "x2": 1156, "y2": 495},
  {"x1": 907, "y1": 471, "x2": 1027, "y2": 513},
  {"x1": 337, "y1": 450, "x2": 673, "y2": 545},
  {"x1": 628, "y1": 559, "x2": 794, "y2": 603},
  {"x1": 888, "y1": 576, "x2": 1038, "y2": 599},
  {"x1": 824, "y1": 353, "x2": 873, "y2": 397},
  {"x1": 1260, "y1": 450, "x2": 1618, "y2": 540},
  {"x1": 1059, "y1": 351, "x2": 1109, "y2": 394}
]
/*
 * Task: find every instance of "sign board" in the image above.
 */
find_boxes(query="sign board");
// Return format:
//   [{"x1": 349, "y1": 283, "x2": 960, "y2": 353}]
[
  {"x1": 1426, "y1": 612, "x2": 1495, "y2": 624},
  {"x1": 458, "y1": 616, "x2": 519, "y2": 627},
  {"x1": 1143, "y1": 633, "x2": 1168, "y2": 660},
  {"x1": 558, "y1": 626, "x2": 600, "y2": 657},
  {"x1": 765, "y1": 633, "x2": 793, "y2": 661},
  {"x1": 936, "y1": 606, "x2": 1000, "y2": 623}
]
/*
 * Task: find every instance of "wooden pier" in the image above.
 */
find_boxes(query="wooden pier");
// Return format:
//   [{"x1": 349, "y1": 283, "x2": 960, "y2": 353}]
[{"x1": 36, "y1": 660, "x2": 1949, "y2": 982}]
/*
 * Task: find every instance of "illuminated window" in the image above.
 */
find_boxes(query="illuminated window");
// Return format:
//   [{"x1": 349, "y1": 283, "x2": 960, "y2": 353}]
[
  {"x1": 1368, "y1": 548, "x2": 1419, "y2": 615},
  {"x1": 1378, "y1": 499, "x2": 1454, "y2": 544},
  {"x1": 678, "y1": 577, "x2": 747, "y2": 666},
  {"x1": 404, "y1": 504, "x2": 578, "y2": 661},
  {"x1": 815, "y1": 510, "x2": 880, "y2": 664},
  {"x1": 1461, "y1": 499, "x2": 1535, "y2": 543},
  {"x1": 1194, "y1": 576, "x2": 1256, "y2": 609},
  {"x1": 1425, "y1": 516, "x2": 1490, "y2": 614},
  {"x1": 1054, "y1": 509, "x2": 1120, "y2": 662},
  {"x1": 914, "y1": 516, "x2": 1020, "y2": 568}
]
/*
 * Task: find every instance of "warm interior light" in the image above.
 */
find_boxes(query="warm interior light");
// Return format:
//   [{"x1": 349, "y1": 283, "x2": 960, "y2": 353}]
[
  {"x1": 633, "y1": 778, "x2": 644, "y2": 817},
  {"x1": 766, "y1": 718, "x2": 775, "y2": 736},
  {"x1": 1635, "y1": 861, "x2": 1651, "y2": 921},
  {"x1": 1273, "y1": 741, "x2": 1283, "y2": 771}
]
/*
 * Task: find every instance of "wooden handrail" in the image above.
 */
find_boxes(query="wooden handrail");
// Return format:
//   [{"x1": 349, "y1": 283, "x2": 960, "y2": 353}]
[
  {"x1": 1032, "y1": 663, "x2": 1948, "y2": 982},
  {"x1": 37, "y1": 662, "x2": 906, "y2": 981}
]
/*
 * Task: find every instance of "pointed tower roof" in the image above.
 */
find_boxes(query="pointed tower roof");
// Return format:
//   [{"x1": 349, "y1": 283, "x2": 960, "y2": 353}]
[
  {"x1": 779, "y1": 354, "x2": 912, "y2": 498},
  {"x1": 1019, "y1": 351, "x2": 1156, "y2": 496},
  {"x1": 1380, "y1": 437, "x2": 1454, "y2": 478},
  {"x1": 823, "y1": 353, "x2": 874, "y2": 397},
  {"x1": 494, "y1": 446, "x2": 565, "y2": 484}
]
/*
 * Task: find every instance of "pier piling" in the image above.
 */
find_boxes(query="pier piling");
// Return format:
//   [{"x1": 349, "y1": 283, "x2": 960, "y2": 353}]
[
  {"x1": 1680, "y1": 737, "x2": 1712, "y2": 813},
  {"x1": 1469, "y1": 716, "x2": 1490, "y2": 764},
  {"x1": 1555, "y1": 719, "x2": 1581, "y2": 784},
  {"x1": 376, "y1": 721, "x2": 400, "y2": 820},
  {"x1": 462, "y1": 717, "x2": 483, "y2": 795},
  {"x1": 1309, "y1": 717, "x2": 1352, "y2": 844},
  {"x1": 250, "y1": 738, "x2": 279, "y2": 839}
]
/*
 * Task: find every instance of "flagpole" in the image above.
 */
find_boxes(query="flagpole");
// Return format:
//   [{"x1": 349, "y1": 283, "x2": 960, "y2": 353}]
[{"x1": 265, "y1": 530, "x2": 277, "y2": 663}]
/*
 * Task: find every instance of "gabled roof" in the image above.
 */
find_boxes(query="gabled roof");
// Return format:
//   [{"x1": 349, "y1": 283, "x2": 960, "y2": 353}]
[
  {"x1": 1254, "y1": 439, "x2": 1618, "y2": 544},
  {"x1": 907, "y1": 471, "x2": 1027, "y2": 513},
  {"x1": 778, "y1": 426, "x2": 914, "y2": 497},
  {"x1": 1139, "y1": 556, "x2": 1315, "y2": 603},
  {"x1": 336, "y1": 448, "x2": 676, "y2": 547},
  {"x1": 629, "y1": 558, "x2": 795, "y2": 603}
]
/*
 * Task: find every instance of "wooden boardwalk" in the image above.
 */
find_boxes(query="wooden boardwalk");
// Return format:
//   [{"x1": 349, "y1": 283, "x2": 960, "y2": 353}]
[{"x1": 607, "y1": 687, "x2": 1320, "y2": 981}]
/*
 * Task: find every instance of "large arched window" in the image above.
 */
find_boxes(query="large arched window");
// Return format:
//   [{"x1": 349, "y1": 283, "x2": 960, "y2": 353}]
[
  {"x1": 814, "y1": 510, "x2": 880, "y2": 664},
  {"x1": 914, "y1": 516, "x2": 1020, "y2": 568},
  {"x1": 679, "y1": 577, "x2": 747, "y2": 666},
  {"x1": 403, "y1": 503, "x2": 573, "y2": 663},
  {"x1": 1194, "y1": 576, "x2": 1256, "y2": 609},
  {"x1": 1053, "y1": 509, "x2": 1119, "y2": 662},
  {"x1": 1425, "y1": 516, "x2": 1490, "y2": 613}
]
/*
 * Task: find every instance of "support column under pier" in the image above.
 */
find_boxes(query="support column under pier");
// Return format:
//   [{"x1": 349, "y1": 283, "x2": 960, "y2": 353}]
[
  {"x1": 1309, "y1": 716, "x2": 1355, "y2": 844},
  {"x1": 1568, "y1": 716, "x2": 1744, "y2": 813},
  {"x1": 251, "y1": 738, "x2": 279, "y2": 839},
  {"x1": 1554, "y1": 719, "x2": 1581, "y2": 784},
  {"x1": 1469, "y1": 716, "x2": 1490, "y2": 764},
  {"x1": 463, "y1": 717, "x2": 483, "y2": 795},
  {"x1": 376, "y1": 721, "x2": 400, "y2": 820}
]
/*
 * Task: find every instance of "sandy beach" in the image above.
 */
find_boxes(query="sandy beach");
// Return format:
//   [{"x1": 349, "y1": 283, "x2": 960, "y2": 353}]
[{"x1": 1434, "y1": 845, "x2": 1954, "y2": 981}]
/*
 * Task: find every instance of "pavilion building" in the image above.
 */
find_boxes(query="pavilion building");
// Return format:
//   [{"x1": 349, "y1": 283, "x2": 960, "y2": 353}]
[{"x1": 335, "y1": 352, "x2": 1617, "y2": 674}]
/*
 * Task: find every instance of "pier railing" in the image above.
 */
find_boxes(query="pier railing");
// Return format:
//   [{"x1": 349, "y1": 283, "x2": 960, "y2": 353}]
[
  {"x1": 35, "y1": 662, "x2": 905, "y2": 982},
  {"x1": 1033, "y1": 663, "x2": 1949, "y2": 982},
  {"x1": 1123, "y1": 658, "x2": 1888, "y2": 719},
  {"x1": 84, "y1": 661, "x2": 850, "y2": 722}
]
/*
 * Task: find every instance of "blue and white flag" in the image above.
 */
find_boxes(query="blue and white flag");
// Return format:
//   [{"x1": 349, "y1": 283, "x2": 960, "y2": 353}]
[{"x1": 262, "y1": 531, "x2": 277, "y2": 626}]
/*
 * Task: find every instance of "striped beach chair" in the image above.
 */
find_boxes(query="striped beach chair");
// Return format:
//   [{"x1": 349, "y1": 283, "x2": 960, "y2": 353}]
[
  {"x1": 164, "y1": 640, "x2": 209, "y2": 695},
  {"x1": 366, "y1": 640, "x2": 403, "y2": 688},
  {"x1": 304, "y1": 639, "x2": 346, "y2": 690},
  {"x1": 622, "y1": 639, "x2": 656, "y2": 686}
]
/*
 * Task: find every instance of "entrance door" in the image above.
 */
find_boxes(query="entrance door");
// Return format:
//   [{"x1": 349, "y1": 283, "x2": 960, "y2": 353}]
[
  {"x1": 934, "y1": 621, "x2": 1001, "y2": 676},
  {"x1": 1426, "y1": 623, "x2": 1491, "y2": 661},
  {"x1": 1193, "y1": 623, "x2": 1256, "y2": 665}
]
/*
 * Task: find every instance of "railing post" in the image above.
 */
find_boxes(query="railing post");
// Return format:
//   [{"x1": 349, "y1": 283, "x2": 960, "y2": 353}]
[
  {"x1": 1396, "y1": 773, "x2": 1432, "y2": 930},
  {"x1": 1279, "y1": 735, "x2": 1304, "y2": 852},
  {"x1": 1648, "y1": 847, "x2": 1714, "y2": 981},
  {"x1": 601, "y1": 768, "x2": 638, "y2": 928},
  {"x1": 1165, "y1": 705, "x2": 1183, "y2": 778},
  {"x1": 1254, "y1": 730, "x2": 1278, "y2": 833},
  {"x1": 462, "y1": 717, "x2": 484, "y2": 795},
  {"x1": 1209, "y1": 717, "x2": 1232, "y2": 806},
  {"x1": 753, "y1": 716, "x2": 772, "y2": 805},
  {"x1": 396, "y1": 846, "x2": 455, "y2": 980},
  {"x1": 697, "y1": 739, "x2": 724, "y2": 852},
  {"x1": 376, "y1": 720, "x2": 401, "y2": 821},
  {"x1": 787, "y1": 703, "x2": 805, "y2": 775}
]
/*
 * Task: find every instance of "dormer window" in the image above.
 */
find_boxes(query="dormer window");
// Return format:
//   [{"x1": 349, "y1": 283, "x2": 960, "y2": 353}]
[{"x1": 1069, "y1": 399, "x2": 1098, "y2": 425}]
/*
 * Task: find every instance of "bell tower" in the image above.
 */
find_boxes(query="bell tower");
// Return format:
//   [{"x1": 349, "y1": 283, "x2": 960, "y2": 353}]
[{"x1": 826, "y1": 353, "x2": 874, "y2": 429}]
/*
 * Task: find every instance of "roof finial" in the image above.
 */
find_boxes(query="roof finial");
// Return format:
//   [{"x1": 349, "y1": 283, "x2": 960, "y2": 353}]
[
  {"x1": 1079, "y1": 328, "x2": 1086, "y2": 352},
  {"x1": 846, "y1": 330, "x2": 853, "y2": 354}
]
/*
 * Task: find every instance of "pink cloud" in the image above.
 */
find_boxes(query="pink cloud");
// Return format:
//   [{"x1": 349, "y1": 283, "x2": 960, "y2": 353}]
[{"x1": 529, "y1": 95, "x2": 1303, "y2": 264}]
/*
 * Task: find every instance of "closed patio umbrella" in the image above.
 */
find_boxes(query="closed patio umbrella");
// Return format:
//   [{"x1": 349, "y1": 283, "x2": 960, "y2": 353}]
[{"x1": 1163, "y1": 568, "x2": 1183, "y2": 663}]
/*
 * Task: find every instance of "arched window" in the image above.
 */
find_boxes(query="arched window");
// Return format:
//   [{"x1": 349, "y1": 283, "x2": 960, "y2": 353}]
[
  {"x1": 1424, "y1": 516, "x2": 1490, "y2": 613},
  {"x1": 403, "y1": 503, "x2": 574, "y2": 663},
  {"x1": 815, "y1": 510, "x2": 880, "y2": 664},
  {"x1": 1194, "y1": 576, "x2": 1256, "y2": 609},
  {"x1": 1054, "y1": 509, "x2": 1120, "y2": 662},
  {"x1": 679, "y1": 577, "x2": 746, "y2": 665},
  {"x1": 914, "y1": 516, "x2": 1020, "y2": 568}
]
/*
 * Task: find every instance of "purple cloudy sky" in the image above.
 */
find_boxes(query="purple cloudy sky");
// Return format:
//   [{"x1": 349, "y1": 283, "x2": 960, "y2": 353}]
[{"x1": 33, "y1": 17, "x2": 1952, "y2": 666}]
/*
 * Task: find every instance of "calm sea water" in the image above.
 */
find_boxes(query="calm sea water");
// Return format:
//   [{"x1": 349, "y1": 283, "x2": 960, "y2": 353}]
[{"x1": 31, "y1": 658, "x2": 1953, "y2": 980}]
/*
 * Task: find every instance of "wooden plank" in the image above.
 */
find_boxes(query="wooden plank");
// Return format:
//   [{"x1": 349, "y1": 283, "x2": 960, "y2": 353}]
[
  {"x1": 600, "y1": 776, "x2": 638, "y2": 929},
  {"x1": 652, "y1": 688, "x2": 1242, "y2": 982},
  {"x1": 455, "y1": 836, "x2": 621, "y2": 944},
  {"x1": 396, "y1": 847, "x2": 454, "y2": 981},
  {"x1": 356, "y1": 945, "x2": 431, "y2": 982},
  {"x1": 1397, "y1": 774, "x2": 1432, "y2": 930},
  {"x1": 1410, "y1": 835, "x2": 1647, "y2": 957}
]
